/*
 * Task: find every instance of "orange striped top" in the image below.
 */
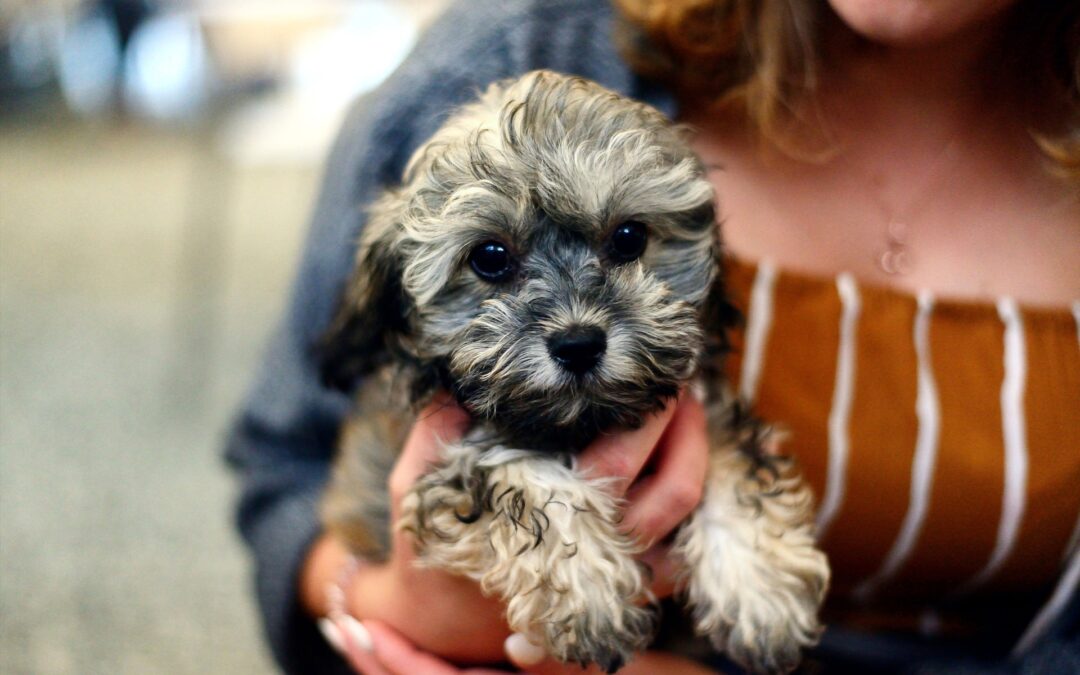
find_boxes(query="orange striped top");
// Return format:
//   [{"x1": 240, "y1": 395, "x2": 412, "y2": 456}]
[{"x1": 722, "y1": 256, "x2": 1080, "y2": 649}]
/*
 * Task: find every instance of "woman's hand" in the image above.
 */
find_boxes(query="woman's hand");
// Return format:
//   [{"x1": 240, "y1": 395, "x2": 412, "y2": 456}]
[
  {"x1": 302, "y1": 391, "x2": 711, "y2": 672},
  {"x1": 303, "y1": 395, "x2": 511, "y2": 664},
  {"x1": 579, "y1": 391, "x2": 709, "y2": 597},
  {"x1": 344, "y1": 620, "x2": 718, "y2": 675}
]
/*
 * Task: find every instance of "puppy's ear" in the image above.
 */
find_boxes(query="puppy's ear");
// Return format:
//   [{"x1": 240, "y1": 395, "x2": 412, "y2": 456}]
[
  {"x1": 699, "y1": 235, "x2": 741, "y2": 385},
  {"x1": 318, "y1": 226, "x2": 411, "y2": 392}
]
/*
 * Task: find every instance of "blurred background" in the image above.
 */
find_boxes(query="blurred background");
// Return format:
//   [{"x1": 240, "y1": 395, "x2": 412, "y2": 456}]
[{"x1": 0, "y1": 0, "x2": 448, "y2": 671}]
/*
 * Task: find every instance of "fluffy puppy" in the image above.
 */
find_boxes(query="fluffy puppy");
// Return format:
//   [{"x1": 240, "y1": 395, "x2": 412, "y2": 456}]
[{"x1": 318, "y1": 70, "x2": 828, "y2": 674}]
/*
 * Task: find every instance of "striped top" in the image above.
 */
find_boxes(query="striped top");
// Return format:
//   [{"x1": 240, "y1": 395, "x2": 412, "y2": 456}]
[{"x1": 722, "y1": 256, "x2": 1080, "y2": 651}]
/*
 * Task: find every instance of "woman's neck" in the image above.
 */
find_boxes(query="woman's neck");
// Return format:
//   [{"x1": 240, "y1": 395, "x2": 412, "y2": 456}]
[
  {"x1": 683, "y1": 8, "x2": 1079, "y2": 307},
  {"x1": 814, "y1": 13, "x2": 1013, "y2": 147}
]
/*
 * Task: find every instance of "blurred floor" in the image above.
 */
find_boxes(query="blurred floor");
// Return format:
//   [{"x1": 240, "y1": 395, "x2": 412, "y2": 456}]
[{"x1": 0, "y1": 110, "x2": 321, "y2": 673}]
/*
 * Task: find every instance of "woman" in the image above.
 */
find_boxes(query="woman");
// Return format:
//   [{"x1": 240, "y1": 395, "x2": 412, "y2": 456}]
[{"x1": 225, "y1": 0, "x2": 1079, "y2": 672}]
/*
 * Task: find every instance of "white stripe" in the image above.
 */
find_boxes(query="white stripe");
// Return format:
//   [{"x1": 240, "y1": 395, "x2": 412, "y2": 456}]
[
  {"x1": 738, "y1": 260, "x2": 777, "y2": 404},
  {"x1": 853, "y1": 291, "x2": 940, "y2": 601},
  {"x1": 1065, "y1": 509, "x2": 1080, "y2": 564},
  {"x1": 959, "y1": 297, "x2": 1029, "y2": 594},
  {"x1": 1066, "y1": 306, "x2": 1080, "y2": 561},
  {"x1": 1009, "y1": 299, "x2": 1080, "y2": 652},
  {"x1": 1072, "y1": 300, "x2": 1080, "y2": 347},
  {"x1": 815, "y1": 273, "x2": 861, "y2": 538},
  {"x1": 1012, "y1": 548, "x2": 1080, "y2": 655}
]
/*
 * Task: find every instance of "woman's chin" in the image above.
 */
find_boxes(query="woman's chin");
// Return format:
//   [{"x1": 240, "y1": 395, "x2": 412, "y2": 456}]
[{"x1": 826, "y1": 0, "x2": 1017, "y2": 48}]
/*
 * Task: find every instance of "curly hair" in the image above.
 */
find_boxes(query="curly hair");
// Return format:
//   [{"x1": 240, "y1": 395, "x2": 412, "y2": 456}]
[{"x1": 614, "y1": 0, "x2": 1079, "y2": 180}]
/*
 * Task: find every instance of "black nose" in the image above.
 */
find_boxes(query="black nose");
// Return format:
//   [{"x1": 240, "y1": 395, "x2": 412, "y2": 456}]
[{"x1": 548, "y1": 326, "x2": 606, "y2": 375}]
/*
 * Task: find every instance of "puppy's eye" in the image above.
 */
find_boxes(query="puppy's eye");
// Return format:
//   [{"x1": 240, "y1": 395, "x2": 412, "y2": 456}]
[
  {"x1": 609, "y1": 221, "x2": 648, "y2": 262},
  {"x1": 468, "y1": 241, "x2": 514, "y2": 282}
]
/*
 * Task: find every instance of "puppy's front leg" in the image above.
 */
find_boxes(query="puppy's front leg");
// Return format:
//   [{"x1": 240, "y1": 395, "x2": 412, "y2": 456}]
[
  {"x1": 401, "y1": 445, "x2": 655, "y2": 673},
  {"x1": 673, "y1": 435, "x2": 829, "y2": 674}
]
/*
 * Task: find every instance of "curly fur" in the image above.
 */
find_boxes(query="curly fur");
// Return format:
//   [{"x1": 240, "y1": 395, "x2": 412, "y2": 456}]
[{"x1": 318, "y1": 70, "x2": 828, "y2": 673}]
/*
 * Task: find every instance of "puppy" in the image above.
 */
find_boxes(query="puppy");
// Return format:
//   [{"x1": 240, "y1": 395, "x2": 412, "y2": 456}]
[{"x1": 318, "y1": 70, "x2": 828, "y2": 674}]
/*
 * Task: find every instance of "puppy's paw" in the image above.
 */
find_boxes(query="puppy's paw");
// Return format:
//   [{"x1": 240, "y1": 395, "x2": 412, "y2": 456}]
[
  {"x1": 502, "y1": 517, "x2": 656, "y2": 672},
  {"x1": 676, "y1": 450, "x2": 829, "y2": 674},
  {"x1": 479, "y1": 458, "x2": 657, "y2": 672},
  {"x1": 542, "y1": 598, "x2": 655, "y2": 673},
  {"x1": 397, "y1": 459, "x2": 498, "y2": 579},
  {"x1": 690, "y1": 545, "x2": 827, "y2": 674}
]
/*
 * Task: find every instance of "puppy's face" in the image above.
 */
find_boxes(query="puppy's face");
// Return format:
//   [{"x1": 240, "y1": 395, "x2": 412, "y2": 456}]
[{"x1": 323, "y1": 71, "x2": 721, "y2": 448}]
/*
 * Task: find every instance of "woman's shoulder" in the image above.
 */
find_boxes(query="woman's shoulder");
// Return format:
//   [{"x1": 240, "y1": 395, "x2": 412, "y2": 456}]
[
  {"x1": 379, "y1": 0, "x2": 632, "y2": 104},
  {"x1": 348, "y1": 0, "x2": 643, "y2": 183},
  {"x1": 429, "y1": 0, "x2": 622, "y2": 67}
]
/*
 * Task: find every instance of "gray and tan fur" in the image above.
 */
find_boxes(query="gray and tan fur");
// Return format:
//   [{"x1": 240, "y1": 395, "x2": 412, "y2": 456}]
[{"x1": 318, "y1": 70, "x2": 829, "y2": 673}]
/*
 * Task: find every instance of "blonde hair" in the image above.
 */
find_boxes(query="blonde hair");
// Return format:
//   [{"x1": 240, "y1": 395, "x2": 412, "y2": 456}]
[{"x1": 614, "y1": 0, "x2": 1080, "y2": 180}]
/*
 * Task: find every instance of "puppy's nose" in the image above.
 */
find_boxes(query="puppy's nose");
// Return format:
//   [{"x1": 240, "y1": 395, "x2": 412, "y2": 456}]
[{"x1": 548, "y1": 326, "x2": 606, "y2": 375}]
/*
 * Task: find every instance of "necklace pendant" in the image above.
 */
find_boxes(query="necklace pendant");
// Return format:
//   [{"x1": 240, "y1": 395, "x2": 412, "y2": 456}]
[
  {"x1": 877, "y1": 245, "x2": 913, "y2": 276},
  {"x1": 878, "y1": 219, "x2": 913, "y2": 275}
]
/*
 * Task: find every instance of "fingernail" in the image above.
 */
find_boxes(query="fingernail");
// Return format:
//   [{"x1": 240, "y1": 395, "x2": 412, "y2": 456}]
[
  {"x1": 688, "y1": 381, "x2": 705, "y2": 403},
  {"x1": 318, "y1": 618, "x2": 345, "y2": 654},
  {"x1": 504, "y1": 632, "x2": 546, "y2": 666},
  {"x1": 338, "y1": 615, "x2": 373, "y2": 653}
]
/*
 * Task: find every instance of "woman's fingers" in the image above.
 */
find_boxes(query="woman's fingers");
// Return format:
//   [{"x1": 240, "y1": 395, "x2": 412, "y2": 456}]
[
  {"x1": 576, "y1": 397, "x2": 679, "y2": 494},
  {"x1": 362, "y1": 620, "x2": 509, "y2": 675},
  {"x1": 638, "y1": 543, "x2": 681, "y2": 599},
  {"x1": 388, "y1": 393, "x2": 470, "y2": 506},
  {"x1": 320, "y1": 615, "x2": 392, "y2": 675},
  {"x1": 505, "y1": 633, "x2": 598, "y2": 674},
  {"x1": 362, "y1": 620, "x2": 460, "y2": 674},
  {"x1": 620, "y1": 394, "x2": 708, "y2": 548}
]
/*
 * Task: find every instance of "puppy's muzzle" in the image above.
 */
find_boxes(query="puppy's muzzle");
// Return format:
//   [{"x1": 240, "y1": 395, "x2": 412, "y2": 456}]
[{"x1": 547, "y1": 325, "x2": 606, "y2": 375}]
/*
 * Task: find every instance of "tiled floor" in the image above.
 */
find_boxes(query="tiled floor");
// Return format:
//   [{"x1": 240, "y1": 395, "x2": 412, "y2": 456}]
[{"x1": 1, "y1": 110, "x2": 321, "y2": 673}]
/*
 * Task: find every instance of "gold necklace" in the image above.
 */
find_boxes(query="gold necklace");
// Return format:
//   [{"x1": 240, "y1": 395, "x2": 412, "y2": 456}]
[{"x1": 866, "y1": 138, "x2": 963, "y2": 276}]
